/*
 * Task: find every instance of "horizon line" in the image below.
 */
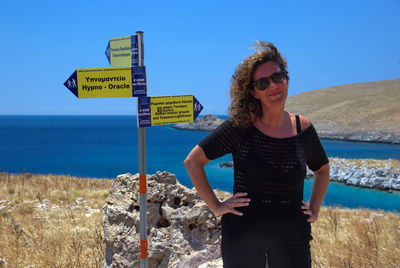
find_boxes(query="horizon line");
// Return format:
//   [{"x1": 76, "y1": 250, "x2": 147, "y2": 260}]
[{"x1": 0, "y1": 113, "x2": 230, "y2": 116}]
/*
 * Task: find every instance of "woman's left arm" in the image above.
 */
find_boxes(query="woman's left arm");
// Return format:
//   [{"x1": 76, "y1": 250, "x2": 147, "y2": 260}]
[{"x1": 302, "y1": 163, "x2": 330, "y2": 223}]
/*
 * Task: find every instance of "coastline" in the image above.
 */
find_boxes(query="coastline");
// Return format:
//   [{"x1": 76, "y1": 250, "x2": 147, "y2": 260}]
[
  {"x1": 173, "y1": 115, "x2": 400, "y2": 144},
  {"x1": 318, "y1": 132, "x2": 400, "y2": 145},
  {"x1": 172, "y1": 114, "x2": 225, "y2": 131},
  {"x1": 318, "y1": 136, "x2": 400, "y2": 145}
]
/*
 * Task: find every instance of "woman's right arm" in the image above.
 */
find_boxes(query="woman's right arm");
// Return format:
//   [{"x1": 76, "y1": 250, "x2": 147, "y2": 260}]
[{"x1": 184, "y1": 145, "x2": 250, "y2": 216}]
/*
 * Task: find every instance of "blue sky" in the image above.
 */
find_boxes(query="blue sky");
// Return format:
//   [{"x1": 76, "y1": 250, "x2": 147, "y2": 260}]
[{"x1": 0, "y1": 0, "x2": 399, "y2": 115}]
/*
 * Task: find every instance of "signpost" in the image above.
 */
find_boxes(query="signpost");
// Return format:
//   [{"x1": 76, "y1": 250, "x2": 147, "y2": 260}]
[
  {"x1": 135, "y1": 32, "x2": 148, "y2": 268},
  {"x1": 138, "y1": 95, "x2": 203, "y2": 127},
  {"x1": 64, "y1": 66, "x2": 147, "y2": 98},
  {"x1": 64, "y1": 31, "x2": 203, "y2": 268}
]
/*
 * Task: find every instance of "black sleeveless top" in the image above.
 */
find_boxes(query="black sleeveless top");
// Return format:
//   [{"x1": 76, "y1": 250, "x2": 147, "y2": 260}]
[{"x1": 198, "y1": 116, "x2": 329, "y2": 238}]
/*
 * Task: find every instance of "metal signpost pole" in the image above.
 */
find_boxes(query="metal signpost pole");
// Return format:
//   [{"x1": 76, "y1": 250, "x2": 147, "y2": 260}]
[
  {"x1": 136, "y1": 31, "x2": 148, "y2": 268},
  {"x1": 64, "y1": 31, "x2": 203, "y2": 268}
]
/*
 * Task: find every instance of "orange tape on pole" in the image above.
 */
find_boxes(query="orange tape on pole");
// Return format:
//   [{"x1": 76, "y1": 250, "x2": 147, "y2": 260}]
[
  {"x1": 140, "y1": 240, "x2": 148, "y2": 259},
  {"x1": 139, "y1": 175, "x2": 147, "y2": 194}
]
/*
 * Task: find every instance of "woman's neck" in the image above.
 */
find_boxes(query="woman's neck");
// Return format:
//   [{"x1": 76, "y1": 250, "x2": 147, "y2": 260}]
[{"x1": 258, "y1": 106, "x2": 287, "y2": 130}]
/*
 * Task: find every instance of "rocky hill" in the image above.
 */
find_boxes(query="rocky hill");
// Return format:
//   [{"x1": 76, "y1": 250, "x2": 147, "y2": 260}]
[
  {"x1": 286, "y1": 79, "x2": 400, "y2": 143},
  {"x1": 172, "y1": 114, "x2": 224, "y2": 131}
]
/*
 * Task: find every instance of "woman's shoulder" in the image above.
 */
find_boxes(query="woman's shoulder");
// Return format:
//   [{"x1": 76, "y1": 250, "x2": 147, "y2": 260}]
[
  {"x1": 223, "y1": 117, "x2": 250, "y2": 131},
  {"x1": 298, "y1": 114, "x2": 311, "y2": 131},
  {"x1": 288, "y1": 112, "x2": 311, "y2": 132},
  {"x1": 212, "y1": 118, "x2": 243, "y2": 135},
  {"x1": 219, "y1": 118, "x2": 253, "y2": 141}
]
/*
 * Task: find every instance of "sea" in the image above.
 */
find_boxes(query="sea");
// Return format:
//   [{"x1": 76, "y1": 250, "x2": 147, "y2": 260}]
[{"x1": 1, "y1": 115, "x2": 399, "y2": 212}]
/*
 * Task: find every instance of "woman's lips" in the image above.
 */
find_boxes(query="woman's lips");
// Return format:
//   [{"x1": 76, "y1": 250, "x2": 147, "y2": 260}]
[{"x1": 268, "y1": 90, "x2": 281, "y2": 97}]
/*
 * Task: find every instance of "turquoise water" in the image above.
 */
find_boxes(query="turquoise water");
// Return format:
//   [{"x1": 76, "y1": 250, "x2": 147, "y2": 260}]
[{"x1": 0, "y1": 115, "x2": 399, "y2": 212}]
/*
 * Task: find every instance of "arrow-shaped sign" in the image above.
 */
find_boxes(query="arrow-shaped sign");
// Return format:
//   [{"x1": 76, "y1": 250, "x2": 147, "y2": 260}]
[
  {"x1": 64, "y1": 66, "x2": 147, "y2": 98},
  {"x1": 105, "y1": 35, "x2": 138, "y2": 67},
  {"x1": 138, "y1": 95, "x2": 203, "y2": 127}
]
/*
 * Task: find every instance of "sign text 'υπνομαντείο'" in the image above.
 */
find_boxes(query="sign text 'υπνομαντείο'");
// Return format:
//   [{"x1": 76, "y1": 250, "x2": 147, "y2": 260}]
[{"x1": 85, "y1": 76, "x2": 126, "y2": 83}]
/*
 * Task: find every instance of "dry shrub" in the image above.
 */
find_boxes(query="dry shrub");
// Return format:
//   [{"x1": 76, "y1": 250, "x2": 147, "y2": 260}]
[
  {"x1": 311, "y1": 207, "x2": 400, "y2": 267},
  {"x1": 0, "y1": 172, "x2": 112, "y2": 267}
]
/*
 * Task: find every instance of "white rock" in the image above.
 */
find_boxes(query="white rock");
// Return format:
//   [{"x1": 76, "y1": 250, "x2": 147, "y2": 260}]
[
  {"x1": 198, "y1": 258, "x2": 223, "y2": 268},
  {"x1": 363, "y1": 218, "x2": 373, "y2": 223},
  {"x1": 37, "y1": 203, "x2": 47, "y2": 209},
  {"x1": 0, "y1": 258, "x2": 8, "y2": 265},
  {"x1": 103, "y1": 172, "x2": 221, "y2": 268},
  {"x1": 71, "y1": 227, "x2": 90, "y2": 232}
]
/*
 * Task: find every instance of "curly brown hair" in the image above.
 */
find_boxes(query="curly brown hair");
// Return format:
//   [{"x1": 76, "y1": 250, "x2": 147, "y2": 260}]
[{"x1": 229, "y1": 41, "x2": 289, "y2": 128}]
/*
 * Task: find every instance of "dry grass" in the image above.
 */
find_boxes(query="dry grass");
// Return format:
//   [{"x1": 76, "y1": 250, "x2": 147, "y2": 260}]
[
  {"x1": 0, "y1": 172, "x2": 112, "y2": 267},
  {"x1": 311, "y1": 207, "x2": 400, "y2": 267},
  {"x1": 1, "y1": 173, "x2": 399, "y2": 267}
]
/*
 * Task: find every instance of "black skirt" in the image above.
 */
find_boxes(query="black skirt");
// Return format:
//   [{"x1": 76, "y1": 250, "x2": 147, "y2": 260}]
[{"x1": 221, "y1": 211, "x2": 312, "y2": 247}]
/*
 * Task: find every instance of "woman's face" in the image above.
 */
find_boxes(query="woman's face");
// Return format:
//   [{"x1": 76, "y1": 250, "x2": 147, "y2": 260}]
[{"x1": 251, "y1": 61, "x2": 288, "y2": 109}]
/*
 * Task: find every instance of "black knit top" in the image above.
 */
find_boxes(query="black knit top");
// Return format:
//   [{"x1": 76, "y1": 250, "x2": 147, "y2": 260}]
[{"x1": 198, "y1": 118, "x2": 329, "y2": 237}]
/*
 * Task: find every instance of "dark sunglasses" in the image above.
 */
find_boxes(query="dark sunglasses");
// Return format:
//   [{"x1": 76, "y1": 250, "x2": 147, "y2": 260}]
[{"x1": 253, "y1": 71, "x2": 286, "y2": 90}]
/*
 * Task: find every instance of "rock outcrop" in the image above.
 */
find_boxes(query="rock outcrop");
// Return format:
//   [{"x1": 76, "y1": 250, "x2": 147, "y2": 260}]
[
  {"x1": 316, "y1": 128, "x2": 400, "y2": 144},
  {"x1": 220, "y1": 158, "x2": 400, "y2": 191},
  {"x1": 172, "y1": 114, "x2": 224, "y2": 131},
  {"x1": 103, "y1": 172, "x2": 222, "y2": 268},
  {"x1": 324, "y1": 158, "x2": 400, "y2": 191}
]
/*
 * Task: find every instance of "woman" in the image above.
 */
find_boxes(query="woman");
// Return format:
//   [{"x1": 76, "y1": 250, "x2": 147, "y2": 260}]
[{"x1": 184, "y1": 41, "x2": 329, "y2": 268}]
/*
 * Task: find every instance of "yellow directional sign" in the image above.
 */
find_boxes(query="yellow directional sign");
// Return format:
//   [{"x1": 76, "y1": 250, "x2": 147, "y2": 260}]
[
  {"x1": 105, "y1": 35, "x2": 138, "y2": 67},
  {"x1": 64, "y1": 66, "x2": 146, "y2": 98},
  {"x1": 138, "y1": 95, "x2": 203, "y2": 127}
]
